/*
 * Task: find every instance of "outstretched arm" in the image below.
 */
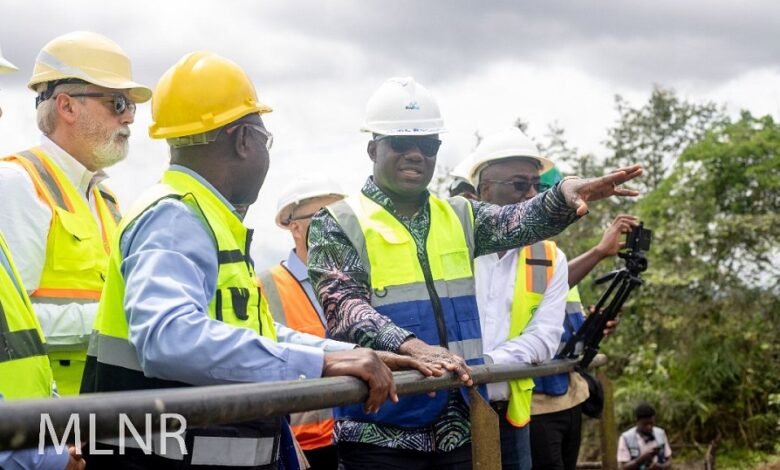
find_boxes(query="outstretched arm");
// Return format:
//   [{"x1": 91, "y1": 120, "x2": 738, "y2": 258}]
[{"x1": 472, "y1": 165, "x2": 642, "y2": 257}]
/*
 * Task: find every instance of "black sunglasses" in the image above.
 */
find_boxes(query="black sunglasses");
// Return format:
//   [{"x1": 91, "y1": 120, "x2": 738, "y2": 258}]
[
  {"x1": 66, "y1": 93, "x2": 136, "y2": 115},
  {"x1": 374, "y1": 135, "x2": 442, "y2": 157},
  {"x1": 483, "y1": 179, "x2": 551, "y2": 193}
]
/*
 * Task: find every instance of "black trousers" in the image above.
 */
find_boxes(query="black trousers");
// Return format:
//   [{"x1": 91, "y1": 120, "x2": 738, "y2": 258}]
[
  {"x1": 338, "y1": 442, "x2": 472, "y2": 470},
  {"x1": 529, "y1": 404, "x2": 583, "y2": 470},
  {"x1": 304, "y1": 444, "x2": 338, "y2": 470}
]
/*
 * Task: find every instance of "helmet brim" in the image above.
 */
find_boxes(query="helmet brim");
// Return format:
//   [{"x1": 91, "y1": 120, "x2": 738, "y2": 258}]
[{"x1": 0, "y1": 56, "x2": 18, "y2": 75}]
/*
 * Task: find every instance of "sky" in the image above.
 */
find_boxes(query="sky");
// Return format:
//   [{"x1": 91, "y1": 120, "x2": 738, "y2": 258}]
[{"x1": 1, "y1": 0, "x2": 779, "y2": 269}]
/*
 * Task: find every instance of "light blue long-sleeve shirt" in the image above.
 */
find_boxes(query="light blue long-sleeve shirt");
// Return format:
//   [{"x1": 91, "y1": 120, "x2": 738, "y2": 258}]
[
  {"x1": 120, "y1": 166, "x2": 324, "y2": 385},
  {"x1": 0, "y1": 446, "x2": 69, "y2": 470},
  {"x1": 0, "y1": 396, "x2": 69, "y2": 470}
]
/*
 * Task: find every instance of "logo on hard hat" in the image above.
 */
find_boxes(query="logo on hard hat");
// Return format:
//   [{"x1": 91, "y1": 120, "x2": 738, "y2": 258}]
[{"x1": 405, "y1": 101, "x2": 420, "y2": 110}]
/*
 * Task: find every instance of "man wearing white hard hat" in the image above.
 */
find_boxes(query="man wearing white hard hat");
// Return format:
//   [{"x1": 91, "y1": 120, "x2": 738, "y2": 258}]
[
  {"x1": 467, "y1": 129, "x2": 639, "y2": 470},
  {"x1": 308, "y1": 77, "x2": 643, "y2": 468},
  {"x1": 465, "y1": 128, "x2": 568, "y2": 470},
  {"x1": 259, "y1": 177, "x2": 348, "y2": 470},
  {"x1": 0, "y1": 42, "x2": 86, "y2": 470},
  {"x1": 0, "y1": 31, "x2": 151, "y2": 396}
]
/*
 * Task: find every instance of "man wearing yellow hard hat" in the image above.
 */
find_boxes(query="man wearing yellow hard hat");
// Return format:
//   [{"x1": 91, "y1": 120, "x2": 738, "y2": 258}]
[
  {"x1": 81, "y1": 51, "x2": 429, "y2": 469},
  {"x1": 0, "y1": 31, "x2": 151, "y2": 396},
  {"x1": 0, "y1": 41, "x2": 85, "y2": 470}
]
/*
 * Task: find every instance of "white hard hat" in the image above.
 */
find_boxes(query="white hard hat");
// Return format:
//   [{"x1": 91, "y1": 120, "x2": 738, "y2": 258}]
[
  {"x1": 0, "y1": 44, "x2": 18, "y2": 74},
  {"x1": 361, "y1": 76, "x2": 445, "y2": 136},
  {"x1": 451, "y1": 156, "x2": 472, "y2": 181},
  {"x1": 465, "y1": 128, "x2": 554, "y2": 185},
  {"x1": 275, "y1": 177, "x2": 346, "y2": 228}
]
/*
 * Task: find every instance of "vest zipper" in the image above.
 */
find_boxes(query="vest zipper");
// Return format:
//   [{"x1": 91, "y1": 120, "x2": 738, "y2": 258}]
[{"x1": 386, "y1": 204, "x2": 449, "y2": 348}]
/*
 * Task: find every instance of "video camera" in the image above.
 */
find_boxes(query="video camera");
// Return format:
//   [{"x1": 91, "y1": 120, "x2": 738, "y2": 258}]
[{"x1": 559, "y1": 222, "x2": 652, "y2": 367}]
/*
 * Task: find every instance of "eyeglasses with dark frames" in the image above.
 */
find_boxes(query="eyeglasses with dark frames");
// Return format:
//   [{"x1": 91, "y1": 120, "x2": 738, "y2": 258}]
[
  {"x1": 483, "y1": 178, "x2": 550, "y2": 193},
  {"x1": 225, "y1": 123, "x2": 274, "y2": 150},
  {"x1": 65, "y1": 93, "x2": 136, "y2": 116},
  {"x1": 374, "y1": 135, "x2": 442, "y2": 157}
]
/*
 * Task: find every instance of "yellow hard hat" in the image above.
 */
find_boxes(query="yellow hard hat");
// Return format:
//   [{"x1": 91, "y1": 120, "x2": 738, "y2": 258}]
[
  {"x1": 149, "y1": 51, "x2": 272, "y2": 140},
  {"x1": 28, "y1": 31, "x2": 151, "y2": 103}
]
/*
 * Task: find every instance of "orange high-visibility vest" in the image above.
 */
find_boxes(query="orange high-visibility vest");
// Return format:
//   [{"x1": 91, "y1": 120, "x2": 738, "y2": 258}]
[{"x1": 259, "y1": 263, "x2": 334, "y2": 450}]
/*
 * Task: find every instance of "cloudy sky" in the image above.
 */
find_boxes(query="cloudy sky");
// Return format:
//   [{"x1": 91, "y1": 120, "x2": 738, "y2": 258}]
[{"x1": 1, "y1": 0, "x2": 779, "y2": 268}]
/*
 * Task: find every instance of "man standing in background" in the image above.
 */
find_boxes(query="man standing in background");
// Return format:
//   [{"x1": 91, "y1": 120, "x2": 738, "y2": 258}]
[{"x1": 259, "y1": 176, "x2": 347, "y2": 469}]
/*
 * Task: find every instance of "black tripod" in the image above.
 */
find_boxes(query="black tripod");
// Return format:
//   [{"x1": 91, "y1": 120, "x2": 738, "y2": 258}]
[{"x1": 559, "y1": 223, "x2": 651, "y2": 368}]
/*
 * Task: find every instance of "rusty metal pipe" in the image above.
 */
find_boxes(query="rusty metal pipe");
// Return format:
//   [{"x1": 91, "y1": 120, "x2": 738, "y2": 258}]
[{"x1": 0, "y1": 356, "x2": 606, "y2": 449}]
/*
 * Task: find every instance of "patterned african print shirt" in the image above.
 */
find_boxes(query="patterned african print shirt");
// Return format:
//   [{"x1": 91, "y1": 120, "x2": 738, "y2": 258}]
[{"x1": 307, "y1": 177, "x2": 578, "y2": 452}]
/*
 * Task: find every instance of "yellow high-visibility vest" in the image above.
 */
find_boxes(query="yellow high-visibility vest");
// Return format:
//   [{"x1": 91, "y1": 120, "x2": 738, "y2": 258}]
[
  {"x1": 506, "y1": 240, "x2": 557, "y2": 427},
  {"x1": 87, "y1": 169, "x2": 276, "y2": 390},
  {"x1": 82, "y1": 169, "x2": 282, "y2": 466},
  {"x1": 0, "y1": 234, "x2": 54, "y2": 400},
  {"x1": 2, "y1": 147, "x2": 120, "y2": 396},
  {"x1": 327, "y1": 193, "x2": 485, "y2": 428}
]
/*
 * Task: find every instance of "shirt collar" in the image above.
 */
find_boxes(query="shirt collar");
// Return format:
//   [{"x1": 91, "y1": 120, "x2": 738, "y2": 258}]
[
  {"x1": 283, "y1": 249, "x2": 309, "y2": 281},
  {"x1": 169, "y1": 164, "x2": 240, "y2": 219},
  {"x1": 40, "y1": 135, "x2": 106, "y2": 196},
  {"x1": 361, "y1": 176, "x2": 430, "y2": 215}
]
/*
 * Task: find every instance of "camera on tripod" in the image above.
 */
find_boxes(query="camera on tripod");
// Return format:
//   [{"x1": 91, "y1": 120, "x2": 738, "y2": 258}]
[
  {"x1": 560, "y1": 220, "x2": 653, "y2": 367},
  {"x1": 598, "y1": 222, "x2": 652, "y2": 284}
]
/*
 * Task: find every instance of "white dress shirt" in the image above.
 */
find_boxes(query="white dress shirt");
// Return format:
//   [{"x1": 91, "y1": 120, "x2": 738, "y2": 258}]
[
  {"x1": 475, "y1": 247, "x2": 568, "y2": 401},
  {"x1": 0, "y1": 135, "x2": 107, "y2": 350}
]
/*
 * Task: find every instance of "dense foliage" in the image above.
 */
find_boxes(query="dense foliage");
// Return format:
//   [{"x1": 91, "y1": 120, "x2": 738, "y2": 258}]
[
  {"x1": 435, "y1": 86, "x2": 779, "y2": 459},
  {"x1": 553, "y1": 92, "x2": 780, "y2": 457}
]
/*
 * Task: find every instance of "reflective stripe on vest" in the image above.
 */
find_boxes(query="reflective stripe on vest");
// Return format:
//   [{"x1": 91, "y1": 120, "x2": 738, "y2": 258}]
[
  {"x1": 327, "y1": 193, "x2": 485, "y2": 428},
  {"x1": 258, "y1": 264, "x2": 334, "y2": 450},
  {"x1": 100, "y1": 433, "x2": 278, "y2": 466},
  {"x1": 1, "y1": 148, "x2": 120, "y2": 302},
  {"x1": 0, "y1": 235, "x2": 54, "y2": 400},
  {"x1": 533, "y1": 286, "x2": 585, "y2": 398},
  {"x1": 83, "y1": 170, "x2": 279, "y2": 467},
  {"x1": 506, "y1": 240, "x2": 557, "y2": 427}
]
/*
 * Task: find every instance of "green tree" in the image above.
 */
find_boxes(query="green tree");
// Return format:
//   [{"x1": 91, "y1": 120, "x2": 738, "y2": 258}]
[
  {"x1": 539, "y1": 122, "x2": 611, "y2": 280},
  {"x1": 605, "y1": 86, "x2": 725, "y2": 193},
  {"x1": 608, "y1": 112, "x2": 780, "y2": 452}
]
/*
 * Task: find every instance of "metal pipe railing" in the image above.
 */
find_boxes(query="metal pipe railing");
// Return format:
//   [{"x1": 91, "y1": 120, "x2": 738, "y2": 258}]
[{"x1": 0, "y1": 355, "x2": 606, "y2": 450}]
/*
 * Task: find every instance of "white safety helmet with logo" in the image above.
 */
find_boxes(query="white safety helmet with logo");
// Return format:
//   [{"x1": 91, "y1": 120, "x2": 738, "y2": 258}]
[
  {"x1": 275, "y1": 177, "x2": 346, "y2": 228},
  {"x1": 28, "y1": 31, "x2": 151, "y2": 107},
  {"x1": 361, "y1": 76, "x2": 446, "y2": 136},
  {"x1": 465, "y1": 128, "x2": 554, "y2": 186}
]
